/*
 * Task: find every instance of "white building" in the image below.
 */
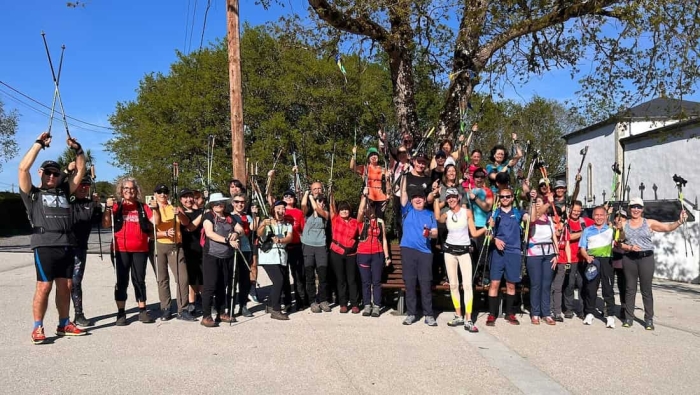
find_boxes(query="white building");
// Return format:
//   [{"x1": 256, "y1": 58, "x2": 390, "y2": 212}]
[{"x1": 563, "y1": 98, "x2": 700, "y2": 282}]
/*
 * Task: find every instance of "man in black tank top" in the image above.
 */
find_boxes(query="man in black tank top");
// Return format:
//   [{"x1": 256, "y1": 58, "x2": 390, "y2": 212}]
[{"x1": 18, "y1": 132, "x2": 88, "y2": 344}]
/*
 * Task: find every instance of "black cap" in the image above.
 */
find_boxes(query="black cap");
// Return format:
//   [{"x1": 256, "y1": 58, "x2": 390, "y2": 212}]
[
  {"x1": 473, "y1": 168, "x2": 486, "y2": 177},
  {"x1": 411, "y1": 190, "x2": 426, "y2": 199},
  {"x1": 273, "y1": 200, "x2": 286, "y2": 207},
  {"x1": 283, "y1": 190, "x2": 296, "y2": 198},
  {"x1": 413, "y1": 153, "x2": 428, "y2": 163},
  {"x1": 435, "y1": 150, "x2": 447, "y2": 158},
  {"x1": 40, "y1": 160, "x2": 60, "y2": 170},
  {"x1": 178, "y1": 188, "x2": 194, "y2": 198},
  {"x1": 154, "y1": 183, "x2": 170, "y2": 194}
]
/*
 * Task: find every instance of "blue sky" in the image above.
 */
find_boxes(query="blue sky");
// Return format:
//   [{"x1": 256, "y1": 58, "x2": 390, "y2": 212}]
[{"x1": 0, "y1": 1, "x2": 693, "y2": 191}]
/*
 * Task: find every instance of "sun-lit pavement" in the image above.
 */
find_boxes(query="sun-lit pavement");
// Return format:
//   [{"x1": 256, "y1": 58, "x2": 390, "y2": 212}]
[{"x1": 1, "y1": 245, "x2": 699, "y2": 394}]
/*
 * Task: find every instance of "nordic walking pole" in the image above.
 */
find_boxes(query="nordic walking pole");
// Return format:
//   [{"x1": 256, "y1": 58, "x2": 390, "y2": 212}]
[
  {"x1": 40, "y1": 32, "x2": 65, "y2": 146},
  {"x1": 230, "y1": 251, "x2": 238, "y2": 325},
  {"x1": 41, "y1": 32, "x2": 71, "y2": 140}
]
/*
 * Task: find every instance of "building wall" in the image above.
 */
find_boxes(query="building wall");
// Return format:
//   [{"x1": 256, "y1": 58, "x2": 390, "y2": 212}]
[{"x1": 565, "y1": 123, "x2": 616, "y2": 206}]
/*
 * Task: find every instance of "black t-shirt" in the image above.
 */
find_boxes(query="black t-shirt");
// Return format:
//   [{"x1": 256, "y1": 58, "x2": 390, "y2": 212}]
[
  {"x1": 430, "y1": 168, "x2": 443, "y2": 185},
  {"x1": 71, "y1": 198, "x2": 101, "y2": 249},
  {"x1": 181, "y1": 208, "x2": 204, "y2": 253},
  {"x1": 405, "y1": 173, "x2": 431, "y2": 199}
]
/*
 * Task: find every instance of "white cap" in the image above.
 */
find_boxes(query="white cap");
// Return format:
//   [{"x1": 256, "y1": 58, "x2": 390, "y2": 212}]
[{"x1": 629, "y1": 197, "x2": 644, "y2": 207}]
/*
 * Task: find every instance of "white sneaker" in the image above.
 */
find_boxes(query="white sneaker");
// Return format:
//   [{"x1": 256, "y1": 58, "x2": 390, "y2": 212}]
[
  {"x1": 583, "y1": 314, "x2": 594, "y2": 325},
  {"x1": 606, "y1": 316, "x2": 615, "y2": 329}
]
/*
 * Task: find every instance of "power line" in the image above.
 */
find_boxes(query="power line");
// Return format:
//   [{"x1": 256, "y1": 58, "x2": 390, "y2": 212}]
[
  {"x1": 0, "y1": 80, "x2": 114, "y2": 130},
  {"x1": 183, "y1": 0, "x2": 192, "y2": 54},
  {"x1": 0, "y1": 89, "x2": 112, "y2": 135},
  {"x1": 188, "y1": 0, "x2": 199, "y2": 55},
  {"x1": 199, "y1": 0, "x2": 212, "y2": 51}
]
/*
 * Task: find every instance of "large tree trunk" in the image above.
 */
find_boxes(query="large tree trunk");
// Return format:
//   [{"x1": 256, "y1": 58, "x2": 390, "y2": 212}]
[{"x1": 388, "y1": 47, "x2": 419, "y2": 140}]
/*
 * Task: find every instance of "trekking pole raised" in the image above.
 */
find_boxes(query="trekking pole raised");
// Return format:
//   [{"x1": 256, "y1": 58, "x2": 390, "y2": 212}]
[
  {"x1": 90, "y1": 163, "x2": 103, "y2": 261},
  {"x1": 41, "y1": 32, "x2": 71, "y2": 140},
  {"x1": 673, "y1": 174, "x2": 693, "y2": 257}
]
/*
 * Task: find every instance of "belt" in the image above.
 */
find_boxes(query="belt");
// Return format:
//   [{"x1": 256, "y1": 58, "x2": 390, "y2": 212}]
[
  {"x1": 32, "y1": 227, "x2": 67, "y2": 234},
  {"x1": 625, "y1": 250, "x2": 654, "y2": 259}
]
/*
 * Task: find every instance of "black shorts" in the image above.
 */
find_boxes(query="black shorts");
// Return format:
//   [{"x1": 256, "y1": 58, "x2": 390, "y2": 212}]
[{"x1": 34, "y1": 246, "x2": 74, "y2": 282}]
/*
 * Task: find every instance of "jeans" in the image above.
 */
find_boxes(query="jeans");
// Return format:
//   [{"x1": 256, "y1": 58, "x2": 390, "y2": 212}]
[
  {"x1": 329, "y1": 251, "x2": 359, "y2": 307},
  {"x1": 623, "y1": 254, "x2": 655, "y2": 321},
  {"x1": 357, "y1": 253, "x2": 384, "y2": 307},
  {"x1": 526, "y1": 255, "x2": 555, "y2": 317}
]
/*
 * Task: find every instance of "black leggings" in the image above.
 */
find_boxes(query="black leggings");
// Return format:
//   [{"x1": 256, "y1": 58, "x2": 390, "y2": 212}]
[
  {"x1": 114, "y1": 251, "x2": 148, "y2": 303},
  {"x1": 263, "y1": 265, "x2": 288, "y2": 312},
  {"x1": 234, "y1": 250, "x2": 252, "y2": 308},
  {"x1": 202, "y1": 254, "x2": 230, "y2": 317}
]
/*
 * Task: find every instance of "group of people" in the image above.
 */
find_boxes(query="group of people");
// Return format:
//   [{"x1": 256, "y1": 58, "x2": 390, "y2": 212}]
[{"x1": 19, "y1": 127, "x2": 688, "y2": 344}]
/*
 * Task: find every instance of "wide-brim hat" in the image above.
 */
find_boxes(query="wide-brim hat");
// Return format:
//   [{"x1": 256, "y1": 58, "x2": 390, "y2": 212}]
[{"x1": 207, "y1": 192, "x2": 229, "y2": 208}]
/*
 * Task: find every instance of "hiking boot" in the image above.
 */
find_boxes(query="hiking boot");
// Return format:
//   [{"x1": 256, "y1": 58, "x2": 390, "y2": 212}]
[
  {"x1": 583, "y1": 314, "x2": 594, "y2": 325},
  {"x1": 622, "y1": 319, "x2": 633, "y2": 328},
  {"x1": 282, "y1": 304, "x2": 293, "y2": 314},
  {"x1": 115, "y1": 314, "x2": 128, "y2": 326},
  {"x1": 563, "y1": 311, "x2": 574, "y2": 319},
  {"x1": 402, "y1": 315, "x2": 417, "y2": 325},
  {"x1": 362, "y1": 305, "x2": 372, "y2": 316},
  {"x1": 159, "y1": 309, "x2": 172, "y2": 321},
  {"x1": 270, "y1": 310, "x2": 290, "y2": 321},
  {"x1": 505, "y1": 314, "x2": 520, "y2": 326},
  {"x1": 371, "y1": 306, "x2": 381, "y2": 317},
  {"x1": 239, "y1": 306, "x2": 253, "y2": 318},
  {"x1": 31, "y1": 326, "x2": 46, "y2": 345},
  {"x1": 424, "y1": 316, "x2": 438, "y2": 327},
  {"x1": 464, "y1": 320, "x2": 479, "y2": 333},
  {"x1": 447, "y1": 315, "x2": 465, "y2": 327},
  {"x1": 351, "y1": 306, "x2": 361, "y2": 314},
  {"x1": 319, "y1": 301, "x2": 332, "y2": 312},
  {"x1": 187, "y1": 304, "x2": 196, "y2": 314},
  {"x1": 177, "y1": 310, "x2": 197, "y2": 322},
  {"x1": 310, "y1": 303, "x2": 322, "y2": 313},
  {"x1": 606, "y1": 316, "x2": 616, "y2": 329},
  {"x1": 139, "y1": 310, "x2": 154, "y2": 324},
  {"x1": 200, "y1": 317, "x2": 218, "y2": 328},
  {"x1": 645, "y1": 319, "x2": 655, "y2": 331},
  {"x1": 74, "y1": 313, "x2": 92, "y2": 327},
  {"x1": 216, "y1": 313, "x2": 235, "y2": 323},
  {"x1": 553, "y1": 315, "x2": 564, "y2": 323},
  {"x1": 57, "y1": 322, "x2": 86, "y2": 336},
  {"x1": 339, "y1": 305, "x2": 349, "y2": 314},
  {"x1": 486, "y1": 315, "x2": 497, "y2": 326}
]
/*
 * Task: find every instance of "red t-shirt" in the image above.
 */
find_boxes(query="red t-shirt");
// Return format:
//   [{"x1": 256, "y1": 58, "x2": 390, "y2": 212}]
[
  {"x1": 112, "y1": 201, "x2": 153, "y2": 253},
  {"x1": 357, "y1": 219, "x2": 384, "y2": 255},
  {"x1": 284, "y1": 207, "x2": 305, "y2": 245},
  {"x1": 330, "y1": 215, "x2": 359, "y2": 255},
  {"x1": 557, "y1": 217, "x2": 594, "y2": 263}
]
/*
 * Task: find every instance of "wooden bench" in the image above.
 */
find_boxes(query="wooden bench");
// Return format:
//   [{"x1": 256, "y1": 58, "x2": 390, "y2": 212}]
[{"x1": 382, "y1": 244, "x2": 529, "y2": 315}]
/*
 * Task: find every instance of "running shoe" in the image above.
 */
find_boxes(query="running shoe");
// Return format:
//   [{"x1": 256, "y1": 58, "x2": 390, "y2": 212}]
[
  {"x1": 464, "y1": 320, "x2": 479, "y2": 333},
  {"x1": 505, "y1": 314, "x2": 520, "y2": 325},
  {"x1": 310, "y1": 303, "x2": 322, "y2": 313},
  {"x1": 56, "y1": 322, "x2": 86, "y2": 336},
  {"x1": 177, "y1": 311, "x2": 197, "y2": 322},
  {"x1": 622, "y1": 319, "x2": 633, "y2": 328},
  {"x1": 239, "y1": 306, "x2": 253, "y2": 318},
  {"x1": 583, "y1": 314, "x2": 594, "y2": 325},
  {"x1": 553, "y1": 315, "x2": 564, "y2": 323},
  {"x1": 31, "y1": 326, "x2": 46, "y2": 345},
  {"x1": 139, "y1": 310, "x2": 154, "y2": 324},
  {"x1": 362, "y1": 305, "x2": 372, "y2": 316},
  {"x1": 248, "y1": 287, "x2": 259, "y2": 303},
  {"x1": 563, "y1": 311, "x2": 574, "y2": 319},
  {"x1": 74, "y1": 313, "x2": 92, "y2": 327},
  {"x1": 486, "y1": 315, "x2": 497, "y2": 326},
  {"x1": 319, "y1": 301, "x2": 332, "y2": 312},
  {"x1": 447, "y1": 315, "x2": 465, "y2": 327},
  {"x1": 531, "y1": 316, "x2": 540, "y2": 325},
  {"x1": 645, "y1": 320, "x2": 655, "y2": 331},
  {"x1": 402, "y1": 315, "x2": 417, "y2": 325},
  {"x1": 115, "y1": 313, "x2": 128, "y2": 326},
  {"x1": 352, "y1": 306, "x2": 361, "y2": 314},
  {"x1": 544, "y1": 316, "x2": 556, "y2": 326},
  {"x1": 606, "y1": 316, "x2": 615, "y2": 329},
  {"x1": 424, "y1": 316, "x2": 438, "y2": 327},
  {"x1": 270, "y1": 310, "x2": 290, "y2": 321},
  {"x1": 339, "y1": 305, "x2": 349, "y2": 314},
  {"x1": 370, "y1": 306, "x2": 381, "y2": 317}
]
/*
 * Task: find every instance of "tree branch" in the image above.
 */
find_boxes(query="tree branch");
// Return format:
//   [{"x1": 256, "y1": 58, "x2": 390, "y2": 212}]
[{"x1": 307, "y1": 0, "x2": 389, "y2": 43}]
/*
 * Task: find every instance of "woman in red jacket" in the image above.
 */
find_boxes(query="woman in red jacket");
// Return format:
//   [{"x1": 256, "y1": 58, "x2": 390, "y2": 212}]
[
  {"x1": 356, "y1": 194, "x2": 391, "y2": 317},
  {"x1": 103, "y1": 177, "x2": 155, "y2": 326},
  {"x1": 329, "y1": 190, "x2": 360, "y2": 313}
]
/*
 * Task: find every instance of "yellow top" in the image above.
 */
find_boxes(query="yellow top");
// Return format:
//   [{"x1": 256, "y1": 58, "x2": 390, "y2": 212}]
[{"x1": 155, "y1": 204, "x2": 181, "y2": 244}]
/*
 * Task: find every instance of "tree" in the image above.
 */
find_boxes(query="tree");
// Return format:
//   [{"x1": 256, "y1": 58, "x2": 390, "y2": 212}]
[
  {"x1": 260, "y1": 1, "x2": 700, "y2": 141},
  {"x1": 56, "y1": 146, "x2": 94, "y2": 174},
  {"x1": 0, "y1": 100, "x2": 19, "y2": 172}
]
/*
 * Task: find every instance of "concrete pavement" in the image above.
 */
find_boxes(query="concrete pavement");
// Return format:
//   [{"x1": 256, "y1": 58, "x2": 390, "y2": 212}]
[{"x1": 1, "y1": 250, "x2": 699, "y2": 394}]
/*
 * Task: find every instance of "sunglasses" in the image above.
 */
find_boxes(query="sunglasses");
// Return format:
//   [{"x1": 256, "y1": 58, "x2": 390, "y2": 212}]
[
  {"x1": 212, "y1": 202, "x2": 226, "y2": 206},
  {"x1": 233, "y1": 200, "x2": 246, "y2": 204},
  {"x1": 43, "y1": 170, "x2": 61, "y2": 177},
  {"x1": 498, "y1": 195, "x2": 513, "y2": 199},
  {"x1": 629, "y1": 204, "x2": 643, "y2": 210}
]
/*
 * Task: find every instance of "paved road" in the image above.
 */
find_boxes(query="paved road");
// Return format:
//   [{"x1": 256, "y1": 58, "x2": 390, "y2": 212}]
[{"x1": 1, "y1": 252, "x2": 699, "y2": 394}]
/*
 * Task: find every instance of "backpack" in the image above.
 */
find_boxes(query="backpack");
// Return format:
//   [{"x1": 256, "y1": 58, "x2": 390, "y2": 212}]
[{"x1": 200, "y1": 213, "x2": 233, "y2": 248}]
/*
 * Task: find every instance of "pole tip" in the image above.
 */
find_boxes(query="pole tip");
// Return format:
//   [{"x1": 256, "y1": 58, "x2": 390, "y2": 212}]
[
  {"x1": 41, "y1": 31, "x2": 45, "y2": 36},
  {"x1": 61, "y1": 44, "x2": 66, "y2": 49}
]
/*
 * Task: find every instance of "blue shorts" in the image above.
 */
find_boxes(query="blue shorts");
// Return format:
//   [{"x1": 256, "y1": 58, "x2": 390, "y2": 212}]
[{"x1": 489, "y1": 250, "x2": 522, "y2": 283}]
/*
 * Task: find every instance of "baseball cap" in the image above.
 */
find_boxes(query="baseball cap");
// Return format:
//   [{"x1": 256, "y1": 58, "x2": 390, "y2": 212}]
[
  {"x1": 283, "y1": 190, "x2": 296, "y2": 198},
  {"x1": 273, "y1": 200, "x2": 286, "y2": 207},
  {"x1": 435, "y1": 150, "x2": 447, "y2": 158},
  {"x1": 178, "y1": 188, "x2": 194, "y2": 198},
  {"x1": 629, "y1": 197, "x2": 644, "y2": 207},
  {"x1": 445, "y1": 188, "x2": 460, "y2": 198},
  {"x1": 554, "y1": 180, "x2": 566, "y2": 189},
  {"x1": 585, "y1": 260, "x2": 600, "y2": 281},
  {"x1": 40, "y1": 160, "x2": 60, "y2": 171},
  {"x1": 413, "y1": 153, "x2": 428, "y2": 164},
  {"x1": 154, "y1": 183, "x2": 170, "y2": 194},
  {"x1": 366, "y1": 147, "x2": 380, "y2": 158},
  {"x1": 411, "y1": 190, "x2": 426, "y2": 199},
  {"x1": 538, "y1": 178, "x2": 548, "y2": 186},
  {"x1": 616, "y1": 209, "x2": 628, "y2": 218}
]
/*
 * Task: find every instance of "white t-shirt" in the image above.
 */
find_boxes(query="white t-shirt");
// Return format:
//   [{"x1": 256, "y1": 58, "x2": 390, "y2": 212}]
[{"x1": 258, "y1": 222, "x2": 292, "y2": 266}]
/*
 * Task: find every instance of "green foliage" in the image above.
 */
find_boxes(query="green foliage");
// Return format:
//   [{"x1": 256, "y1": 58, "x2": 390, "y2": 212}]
[
  {"x1": 56, "y1": 147, "x2": 94, "y2": 173},
  {"x1": 94, "y1": 181, "x2": 115, "y2": 199},
  {"x1": 0, "y1": 100, "x2": 19, "y2": 173}
]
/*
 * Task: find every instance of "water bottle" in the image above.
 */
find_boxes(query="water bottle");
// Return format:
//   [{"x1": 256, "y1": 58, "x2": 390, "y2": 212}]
[{"x1": 423, "y1": 224, "x2": 429, "y2": 238}]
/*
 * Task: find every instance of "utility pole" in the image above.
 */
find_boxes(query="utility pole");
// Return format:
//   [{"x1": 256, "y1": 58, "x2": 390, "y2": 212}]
[{"x1": 226, "y1": 0, "x2": 246, "y2": 183}]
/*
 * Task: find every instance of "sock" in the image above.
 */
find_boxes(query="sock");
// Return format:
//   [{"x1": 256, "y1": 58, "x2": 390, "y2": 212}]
[
  {"x1": 59, "y1": 317, "x2": 69, "y2": 327},
  {"x1": 488, "y1": 296, "x2": 499, "y2": 317},
  {"x1": 505, "y1": 294, "x2": 515, "y2": 316},
  {"x1": 34, "y1": 320, "x2": 43, "y2": 329},
  {"x1": 118, "y1": 308, "x2": 126, "y2": 316}
]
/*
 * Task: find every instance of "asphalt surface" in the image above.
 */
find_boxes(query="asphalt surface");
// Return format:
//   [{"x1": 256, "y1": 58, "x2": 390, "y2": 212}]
[{"x1": 1, "y1": 243, "x2": 699, "y2": 394}]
